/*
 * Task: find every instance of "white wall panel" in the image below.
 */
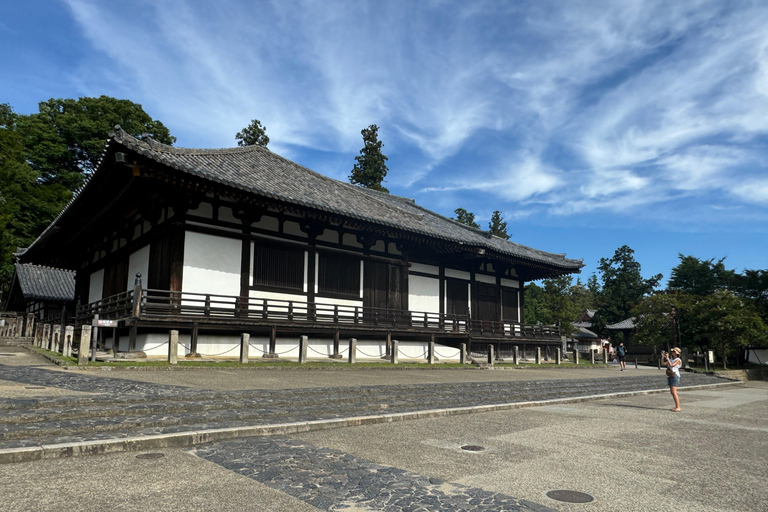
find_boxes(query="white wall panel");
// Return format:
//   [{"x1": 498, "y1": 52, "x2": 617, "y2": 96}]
[
  {"x1": 408, "y1": 275, "x2": 440, "y2": 313},
  {"x1": 88, "y1": 269, "x2": 104, "y2": 303},
  {"x1": 183, "y1": 232, "x2": 242, "y2": 296},
  {"x1": 127, "y1": 245, "x2": 150, "y2": 290}
]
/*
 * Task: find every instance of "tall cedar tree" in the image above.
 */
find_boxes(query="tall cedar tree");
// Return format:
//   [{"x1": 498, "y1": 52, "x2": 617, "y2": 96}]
[
  {"x1": 349, "y1": 124, "x2": 389, "y2": 193},
  {"x1": 453, "y1": 208, "x2": 480, "y2": 228},
  {"x1": 236, "y1": 119, "x2": 269, "y2": 147},
  {"x1": 594, "y1": 245, "x2": 662, "y2": 336},
  {"x1": 488, "y1": 210, "x2": 510, "y2": 239}
]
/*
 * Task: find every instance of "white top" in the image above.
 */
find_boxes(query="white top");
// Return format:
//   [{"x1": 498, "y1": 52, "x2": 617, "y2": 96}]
[{"x1": 668, "y1": 357, "x2": 681, "y2": 376}]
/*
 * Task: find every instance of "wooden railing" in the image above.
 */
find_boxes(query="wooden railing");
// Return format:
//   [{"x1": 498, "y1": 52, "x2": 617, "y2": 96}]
[{"x1": 74, "y1": 288, "x2": 560, "y2": 340}]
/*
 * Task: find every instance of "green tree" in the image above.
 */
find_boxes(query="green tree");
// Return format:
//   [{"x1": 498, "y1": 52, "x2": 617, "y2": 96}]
[
  {"x1": 235, "y1": 119, "x2": 269, "y2": 147},
  {"x1": 349, "y1": 124, "x2": 389, "y2": 193},
  {"x1": 668, "y1": 255, "x2": 735, "y2": 296},
  {"x1": 488, "y1": 210, "x2": 510, "y2": 239},
  {"x1": 732, "y1": 269, "x2": 768, "y2": 323},
  {"x1": 17, "y1": 96, "x2": 175, "y2": 189},
  {"x1": 453, "y1": 208, "x2": 480, "y2": 228},
  {"x1": 0, "y1": 104, "x2": 71, "y2": 296},
  {"x1": 594, "y1": 245, "x2": 662, "y2": 336},
  {"x1": 688, "y1": 290, "x2": 768, "y2": 368},
  {"x1": 632, "y1": 292, "x2": 691, "y2": 352}
]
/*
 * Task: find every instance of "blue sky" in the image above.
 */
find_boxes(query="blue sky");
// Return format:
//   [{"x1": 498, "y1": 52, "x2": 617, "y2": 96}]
[{"x1": 2, "y1": 0, "x2": 767, "y2": 285}]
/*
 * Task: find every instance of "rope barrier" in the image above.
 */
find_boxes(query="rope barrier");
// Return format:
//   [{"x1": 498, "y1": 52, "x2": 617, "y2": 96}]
[
  {"x1": 356, "y1": 348, "x2": 386, "y2": 358},
  {"x1": 248, "y1": 342, "x2": 268, "y2": 353},
  {"x1": 433, "y1": 349, "x2": 459, "y2": 359},
  {"x1": 142, "y1": 341, "x2": 169, "y2": 352},
  {"x1": 396, "y1": 347, "x2": 428, "y2": 360},
  {"x1": 307, "y1": 345, "x2": 331, "y2": 356},
  {"x1": 196, "y1": 344, "x2": 240, "y2": 357},
  {"x1": 273, "y1": 345, "x2": 299, "y2": 355}
]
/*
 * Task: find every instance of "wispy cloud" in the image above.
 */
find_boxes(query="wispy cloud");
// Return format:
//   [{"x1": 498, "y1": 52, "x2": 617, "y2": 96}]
[{"x1": 60, "y1": 0, "x2": 768, "y2": 228}]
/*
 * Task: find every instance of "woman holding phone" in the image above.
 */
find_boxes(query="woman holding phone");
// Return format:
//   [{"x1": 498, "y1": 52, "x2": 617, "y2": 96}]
[{"x1": 661, "y1": 347, "x2": 682, "y2": 412}]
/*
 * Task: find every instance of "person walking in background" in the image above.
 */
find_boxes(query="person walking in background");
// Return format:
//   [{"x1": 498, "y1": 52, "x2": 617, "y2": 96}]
[
  {"x1": 661, "y1": 347, "x2": 682, "y2": 412},
  {"x1": 617, "y1": 342, "x2": 627, "y2": 371}
]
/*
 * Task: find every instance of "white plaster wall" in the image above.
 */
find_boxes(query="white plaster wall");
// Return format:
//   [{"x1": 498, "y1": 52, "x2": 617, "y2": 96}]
[
  {"x1": 408, "y1": 275, "x2": 440, "y2": 313},
  {"x1": 115, "y1": 332, "x2": 462, "y2": 363},
  {"x1": 411, "y1": 263, "x2": 439, "y2": 275},
  {"x1": 127, "y1": 245, "x2": 150, "y2": 290},
  {"x1": 88, "y1": 269, "x2": 104, "y2": 303},
  {"x1": 501, "y1": 278, "x2": 519, "y2": 289},
  {"x1": 183, "y1": 232, "x2": 242, "y2": 297},
  {"x1": 445, "y1": 268, "x2": 470, "y2": 280},
  {"x1": 476, "y1": 274, "x2": 496, "y2": 284}
]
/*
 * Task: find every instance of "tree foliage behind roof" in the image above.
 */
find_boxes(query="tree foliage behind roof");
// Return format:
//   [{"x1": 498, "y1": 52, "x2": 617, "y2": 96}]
[
  {"x1": 0, "y1": 97, "x2": 175, "y2": 299},
  {"x1": 454, "y1": 207, "x2": 480, "y2": 228},
  {"x1": 236, "y1": 119, "x2": 269, "y2": 147},
  {"x1": 17, "y1": 96, "x2": 175, "y2": 189}
]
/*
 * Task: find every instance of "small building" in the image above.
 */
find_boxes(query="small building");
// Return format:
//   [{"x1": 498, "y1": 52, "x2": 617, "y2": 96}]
[
  {"x1": 17, "y1": 126, "x2": 583, "y2": 359},
  {"x1": 4, "y1": 263, "x2": 75, "y2": 321}
]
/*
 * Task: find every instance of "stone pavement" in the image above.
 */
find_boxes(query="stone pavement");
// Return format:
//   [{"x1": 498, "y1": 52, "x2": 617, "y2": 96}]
[{"x1": 0, "y1": 346, "x2": 765, "y2": 511}]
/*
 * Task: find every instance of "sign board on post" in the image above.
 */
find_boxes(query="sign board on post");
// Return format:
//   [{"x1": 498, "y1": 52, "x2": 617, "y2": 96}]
[{"x1": 92, "y1": 319, "x2": 118, "y2": 328}]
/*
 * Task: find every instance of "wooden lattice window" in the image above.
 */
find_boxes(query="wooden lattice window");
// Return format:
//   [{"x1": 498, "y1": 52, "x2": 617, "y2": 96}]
[
  {"x1": 318, "y1": 253, "x2": 360, "y2": 298},
  {"x1": 252, "y1": 244, "x2": 304, "y2": 291}
]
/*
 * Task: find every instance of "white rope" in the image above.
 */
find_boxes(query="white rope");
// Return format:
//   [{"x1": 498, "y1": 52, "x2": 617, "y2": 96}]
[
  {"x1": 396, "y1": 347, "x2": 428, "y2": 360},
  {"x1": 356, "y1": 348, "x2": 386, "y2": 358},
  {"x1": 248, "y1": 342, "x2": 267, "y2": 353},
  {"x1": 142, "y1": 341, "x2": 169, "y2": 351},
  {"x1": 433, "y1": 348, "x2": 458, "y2": 359},
  {"x1": 196, "y1": 344, "x2": 240, "y2": 357}
]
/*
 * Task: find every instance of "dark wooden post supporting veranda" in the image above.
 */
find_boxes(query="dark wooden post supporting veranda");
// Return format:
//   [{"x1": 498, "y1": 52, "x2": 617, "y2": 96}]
[
  {"x1": 331, "y1": 329, "x2": 341, "y2": 359},
  {"x1": 265, "y1": 326, "x2": 277, "y2": 358},
  {"x1": 190, "y1": 323, "x2": 199, "y2": 354}
]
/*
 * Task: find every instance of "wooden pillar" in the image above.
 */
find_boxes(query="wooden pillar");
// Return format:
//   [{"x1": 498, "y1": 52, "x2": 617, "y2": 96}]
[
  {"x1": 129, "y1": 325, "x2": 137, "y2": 352},
  {"x1": 78, "y1": 326, "x2": 91, "y2": 366},
  {"x1": 298, "y1": 335, "x2": 308, "y2": 364},
  {"x1": 332, "y1": 329, "x2": 340, "y2": 359},
  {"x1": 168, "y1": 330, "x2": 179, "y2": 365},
  {"x1": 64, "y1": 326, "x2": 74, "y2": 358},
  {"x1": 239, "y1": 333, "x2": 250, "y2": 364},
  {"x1": 266, "y1": 326, "x2": 277, "y2": 357},
  {"x1": 190, "y1": 323, "x2": 199, "y2": 354},
  {"x1": 52, "y1": 325, "x2": 62, "y2": 354}
]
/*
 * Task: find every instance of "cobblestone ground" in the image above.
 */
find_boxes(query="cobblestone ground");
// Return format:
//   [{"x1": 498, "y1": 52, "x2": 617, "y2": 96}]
[
  {"x1": 0, "y1": 362, "x2": 728, "y2": 449},
  {"x1": 192, "y1": 437, "x2": 558, "y2": 512}
]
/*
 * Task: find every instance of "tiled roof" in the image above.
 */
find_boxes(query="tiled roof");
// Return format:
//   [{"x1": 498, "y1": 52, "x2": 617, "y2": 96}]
[
  {"x1": 15, "y1": 264, "x2": 75, "y2": 302},
  {"x1": 605, "y1": 318, "x2": 636, "y2": 330},
  {"x1": 570, "y1": 324, "x2": 599, "y2": 338},
  {"x1": 104, "y1": 127, "x2": 583, "y2": 273}
]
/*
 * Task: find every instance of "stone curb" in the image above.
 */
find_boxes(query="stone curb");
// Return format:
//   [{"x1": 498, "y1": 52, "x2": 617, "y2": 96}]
[{"x1": 0, "y1": 380, "x2": 740, "y2": 465}]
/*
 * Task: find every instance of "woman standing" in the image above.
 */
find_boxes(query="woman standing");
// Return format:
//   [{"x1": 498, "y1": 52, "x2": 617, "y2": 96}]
[{"x1": 661, "y1": 347, "x2": 682, "y2": 412}]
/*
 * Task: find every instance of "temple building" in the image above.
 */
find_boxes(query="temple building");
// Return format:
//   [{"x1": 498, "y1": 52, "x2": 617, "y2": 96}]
[{"x1": 17, "y1": 126, "x2": 583, "y2": 360}]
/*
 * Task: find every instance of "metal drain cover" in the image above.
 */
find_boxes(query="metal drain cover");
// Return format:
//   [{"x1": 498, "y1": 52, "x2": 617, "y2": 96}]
[
  {"x1": 136, "y1": 453, "x2": 165, "y2": 460},
  {"x1": 460, "y1": 445, "x2": 485, "y2": 452},
  {"x1": 546, "y1": 490, "x2": 594, "y2": 503}
]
